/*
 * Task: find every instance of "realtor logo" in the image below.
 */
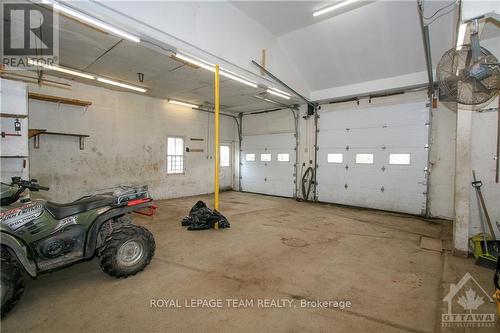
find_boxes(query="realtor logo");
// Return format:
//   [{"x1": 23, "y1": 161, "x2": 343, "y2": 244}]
[
  {"x1": 442, "y1": 272, "x2": 496, "y2": 328},
  {"x1": 1, "y1": 1, "x2": 58, "y2": 68}
]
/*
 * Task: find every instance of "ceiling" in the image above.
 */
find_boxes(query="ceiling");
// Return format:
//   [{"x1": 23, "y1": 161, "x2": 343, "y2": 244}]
[
  {"x1": 233, "y1": 1, "x2": 460, "y2": 93},
  {"x1": 8, "y1": 5, "x2": 299, "y2": 113},
  {"x1": 230, "y1": 1, "x2": 374, "y2": 36},
  {"x1": 6, "y1": 1, "x2": 497, "y2": 107}
]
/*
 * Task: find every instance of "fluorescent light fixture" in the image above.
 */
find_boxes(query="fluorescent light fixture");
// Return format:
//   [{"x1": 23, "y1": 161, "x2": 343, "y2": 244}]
[
  {"x1": 42, "y1": 0, "x2": 140, "y2": 43},
  {"x1": 313, "y1": 0, "x2": 359, "y2": 17},
  {"x1": 28, "y1": 59, "x2": 95, "y2": 80},
  {"x1": 456, "y1": 23, "x2": 467, "y2": 50},
  {"x1": 268, "y1": 87, "x2": 291, "y2": 97},
  {"x1": 168, "y1": 99, "x2": 199, "y2": 109},
  {"x1": 267, "y1": 89, "x2": 290, "y2": 100},
  {"x1": 175, "y1": 52, "x2": 258, "y2": 88},
  {"x1": 175, "y1": 52, "x2": 215, "y2": 72},
  {"x1": 254, "y1": 95, "x2": 283, "y2": 106},
  {"x1": 97, "y1": 77, "x2": 147, "y2": 93},
  {"x1": 220, "y1": 71, "x2": 258, "y2": 88}
]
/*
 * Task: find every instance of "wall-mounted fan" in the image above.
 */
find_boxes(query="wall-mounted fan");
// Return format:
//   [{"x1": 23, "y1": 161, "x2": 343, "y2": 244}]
[{"x1": 436, "y1": 29, "x2": 499, "y2": 111}]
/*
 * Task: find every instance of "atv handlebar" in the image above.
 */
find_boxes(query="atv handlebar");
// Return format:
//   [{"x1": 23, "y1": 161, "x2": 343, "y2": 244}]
[{"x1": 11, "y1": 177, "x2": 49, "y2": 192}]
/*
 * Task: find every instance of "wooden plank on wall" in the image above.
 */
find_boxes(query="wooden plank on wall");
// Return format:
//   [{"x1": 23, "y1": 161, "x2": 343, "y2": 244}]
[{"x1": 28, "y1": 92, "x2": 92, "y2": 107}]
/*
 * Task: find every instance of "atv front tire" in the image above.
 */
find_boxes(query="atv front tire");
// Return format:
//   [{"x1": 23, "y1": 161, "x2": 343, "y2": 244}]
[
  {"x1": 98, "y1": 224, "x2": 155, "y2": 278},
  {"x1": 1, "y1": 249, "x2": 25, "y2": 317}
]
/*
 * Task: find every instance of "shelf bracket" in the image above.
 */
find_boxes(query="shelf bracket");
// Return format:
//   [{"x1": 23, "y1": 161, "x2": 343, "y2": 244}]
[{"x1": 79, "y1": 136, "x2": 85, "y2": 150}]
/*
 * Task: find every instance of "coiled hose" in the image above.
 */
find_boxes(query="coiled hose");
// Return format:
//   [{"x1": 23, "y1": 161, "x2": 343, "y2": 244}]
[{"x1": 301, "y1": 166, "x2": 315, "y2": 201}]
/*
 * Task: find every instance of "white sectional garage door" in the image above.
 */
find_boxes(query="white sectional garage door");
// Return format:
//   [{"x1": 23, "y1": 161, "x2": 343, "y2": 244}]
[
  {"x1": 317, "y1": 101, "x2": 429, "y2": 215},
  {"x1": 241, "y1": 133, "x2": 295, "y2": 197}
]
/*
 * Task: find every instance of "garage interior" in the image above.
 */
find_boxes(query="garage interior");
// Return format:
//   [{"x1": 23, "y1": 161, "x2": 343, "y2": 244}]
[{"x1": 1, "y1": 1, "x2": 499, "y2": 332}]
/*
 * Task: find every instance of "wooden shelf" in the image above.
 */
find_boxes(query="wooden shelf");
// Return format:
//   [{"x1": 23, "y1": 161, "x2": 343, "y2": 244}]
[
  {"x1": 41, "y1": 131, "x2": 90, "y2": 138},
  {"x1": 30, "y1": 129, "x2": 90, "y2": 150},
  {"x1": 28, "y1": 92, "x2": 92, "y2": 107},
  {"x1": 0, "y1": 113, "x2": 27, "y2": 119},
  {"x1": 28, "y1": 129, "x2": 47, "y2": 139}
]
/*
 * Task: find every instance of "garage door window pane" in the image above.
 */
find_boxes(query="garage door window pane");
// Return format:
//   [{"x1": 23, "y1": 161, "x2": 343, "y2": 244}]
[
  {"x1": 327, "y1": 153, "x2": 343, "y2": 163},
  {"x1": 277, "y1": 153, "x2": 290, "y2": 162},
  {"x1": 220, "y1": 146, "x2": 230, "y2": 167},
  {"x1": 245, "y1": 153, "x2": 255, "y2": 161},
  {"x1": 260, "y1": 153, "x2": 272, "y2": 162},
  {"x1": 356, "y1": 153, "x2": 374, "y2": 164},
  {"x1": 167, "y1": 137, "x2": 184, "y2": 174},
  {"x1": 389, "y1": 153, "x2": 411, "y2": 165}
]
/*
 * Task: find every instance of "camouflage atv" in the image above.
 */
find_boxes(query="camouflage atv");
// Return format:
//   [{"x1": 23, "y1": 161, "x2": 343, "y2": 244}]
[{"x1": 0, "y1": 177, "x2": 156, "y2": 317}]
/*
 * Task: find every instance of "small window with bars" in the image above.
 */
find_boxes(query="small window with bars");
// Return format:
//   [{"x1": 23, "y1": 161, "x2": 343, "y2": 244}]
[{"x1": 167, "y1": 137, "x2": 184, "y2": 174}]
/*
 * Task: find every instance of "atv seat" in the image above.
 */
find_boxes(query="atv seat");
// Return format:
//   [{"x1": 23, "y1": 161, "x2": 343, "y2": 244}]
[{"x1": 46, "y1": 196, "x2": 115, "y2": 220}]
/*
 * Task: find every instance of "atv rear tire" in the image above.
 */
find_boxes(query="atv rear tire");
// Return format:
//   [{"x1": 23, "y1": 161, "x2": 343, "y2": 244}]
[
  {"x1": 1, "y1": 249, "x2": 25, "y2": 317},
  {"x1": 98, "y1": 224, "x2": 155, "y2": 278}
]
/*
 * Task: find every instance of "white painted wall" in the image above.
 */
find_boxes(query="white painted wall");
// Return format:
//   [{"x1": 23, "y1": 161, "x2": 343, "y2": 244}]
[
  {"x1": 0, "y1": 79, "x2": 29, "y2": 183},
  {"x1": 467, "y1": 36, "x2": 500, "y2": 237},
  {"x1": 27, "y1": 78, "x2": 238, "y2": 202},
  {"x1": 428, "y1": 101, "x2": 456, "y2": 219},
  {"x1": 469, "y1": 99, "x2": 499, "y2": 237},
  {"x1": 242, "y1": 109, "x2": 295, "y2": 136}
]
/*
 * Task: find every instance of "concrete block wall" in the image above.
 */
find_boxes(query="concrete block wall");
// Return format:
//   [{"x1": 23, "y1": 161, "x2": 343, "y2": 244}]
[{"x1": 27, "y1": 78, "x2": 238, "y2": 202}]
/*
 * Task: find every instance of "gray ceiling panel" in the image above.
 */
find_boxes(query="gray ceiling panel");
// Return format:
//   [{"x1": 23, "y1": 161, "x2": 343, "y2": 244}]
[
  {"x1": 58, "y1": 16, "x2": 121, "y2": 70},
  {"x1": 30, "y1": 15, "x2": 298, "y2": 112}
]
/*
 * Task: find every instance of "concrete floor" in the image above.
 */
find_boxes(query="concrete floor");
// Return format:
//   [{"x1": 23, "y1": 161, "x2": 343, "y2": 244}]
[{"x1": 2, "y1": 191, "x2": 497, "y2": 332}]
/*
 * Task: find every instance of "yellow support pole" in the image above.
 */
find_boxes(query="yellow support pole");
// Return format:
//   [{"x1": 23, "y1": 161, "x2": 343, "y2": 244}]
[{"x1": 214, "y1": 64, "x2": 220, "y2": 211}]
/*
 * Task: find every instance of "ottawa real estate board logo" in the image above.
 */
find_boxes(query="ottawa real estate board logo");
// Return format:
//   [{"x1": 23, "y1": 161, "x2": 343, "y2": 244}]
[
  {"x1": 1, "y1": 1, "x2": 59, "y2": 69},
  {"x1": 442, "y1": 272, "x2": 496, "y2": 328}
]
